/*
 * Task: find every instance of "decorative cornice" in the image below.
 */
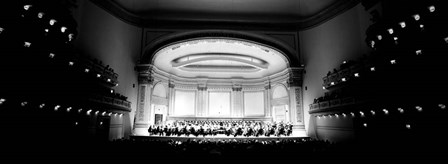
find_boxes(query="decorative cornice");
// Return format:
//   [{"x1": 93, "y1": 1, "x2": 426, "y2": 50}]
[{"x1": 90, "y1": 0, "x2": 360, "y2": 31}]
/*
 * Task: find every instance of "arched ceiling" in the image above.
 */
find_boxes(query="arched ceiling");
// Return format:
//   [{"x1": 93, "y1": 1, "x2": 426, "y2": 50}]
[
  {"x1": 152, "y1": 38, "x2": 288, "y2": 79},
  {"x1": 92, "y1": 0, "x2": 360, "y2": 29}
]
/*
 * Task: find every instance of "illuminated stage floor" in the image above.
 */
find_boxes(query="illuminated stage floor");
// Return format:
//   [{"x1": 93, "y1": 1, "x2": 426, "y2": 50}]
[{"x1": 131, "y1": 134, "x2": 309, "y2": 141}]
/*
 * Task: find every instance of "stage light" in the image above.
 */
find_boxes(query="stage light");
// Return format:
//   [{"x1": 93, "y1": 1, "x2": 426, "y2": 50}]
[
  {"x1": 69, "y1": 61, "x2": 74, "y2": 66},
  {"x1": 24, "y1": 42, "x2": 31, "y2": 47},
  {"x1": 370, "y1": 67, "x2": 375, "y2": 71},
  {"x1": 415, "y1": 50, "x2": 422, "y2": 55},
  {"x1": 350, "y1": 112, "x2": 355, "y2": 117},
  {"x1": 66, "y1": 107, "x2": 72, "y2": 112},
  {"x1": 75, "y1": 122, "x2": 78, "y2": 125},
  {"x1": 61, "y1": 27, "x2": 67, "y2": 33},
  {"x1": 102, "y1": 111, "x2": 106, "y2": 116},
  {"x1": 413, "y1": 14, "x2": 420, "y2": 21},
  {"x1": 54, "y1": 105, "x2": 60, "y2": 111},
  {"x1": 393, "y1": 37, "x2": 398, "y2": 41},
  {"x1": 21, "y1": 101, "x2": 28, "y2": 107},
  {"x1": 115, "y1": 83, "x2": 119, "y2": 87},
  {"x1": 107, "y1": 79, "x2": 111, "y2": 82},
  {"x1": 119, "y1": 113, "x2": 123, "y2": 117},
  {"x1": 110, "y1": 89, "x2": 114, "y2": 93},
  {"x1": 370, "y1": 40, "x2": 375, "y2": 48},
  {"x1": 0, "y1": 27, "x2": 4, "y2": 34},
  {"x1": 95, "y1": 111, "x2": 99, "y2": 115},
  {"x1": 420, "y1": 24, "x2": 424, "y2": 29},
  {"x1": 387, "y1": 28, "x2": 394, "y2": 34},
  {"x1": 100, "y1": 122, "x2": 103, "y2": 125},
  {"x1": 49, "y1": 19, "x2": 57, "y2": 26},
  {"x1": 0, "y1": 98, "x2": 5, "y2": 103},
  {"x1": 354, "y1": 73, "x2": 359, "y2": 77},
  {"x1": 398, "y1": 108, "x2": 404, "y2": 113},
  {"x1": 363, "y1": 123, "x2": 367, "y2": 127},
  {"x1": 329, "y1": 114, "x2": 333, "y2": 118},
  {"x1": 322, "y1": 86, "x2": 326, "y2": 90},
  {"x1": 84, "y1": 68, "x2": 89, "y2": 73},
  {"x1": 335, "y1": 114, "x2": 339, "y2": 118},
  {"x1": 341, "y1": 78, "x2": 346, "y2": 82},
  {"x1": 78, "y1": 109, "x2": 83, "y2": 113},
  {"x1": 415, "y1": 106, "x2": 423, "y2": 112},
  {"x1": 359, "y1": 111, "x2": 365, "y2": 117},
  {"x1": 370, "y1": 110, "x2": 376, "y2": 115},
  {"x1": 24, "y1": 5, "x2": 32, "y2": 10},
  {"x1": 45, "y1": 29, "x2": 49, "y2": 33},
  {"x1": 399, "y1": 22, "x2": 406, "y2": 28},
  {"x1": 87, "y1": 110, "x2": 92, "y2": 115},
  {"x1": 68, "y1": 33, "x2": 74, "y2": 41},
  {"x1": 39, "y1": 103, "x2": 45, "y2": 108},
  {"x1": 49, "y1": 53, "x2": 55, "y2": 58},
  {"x1": 37, "y1": 12, "x2": 44, "y2": 18},
  {"x1": 439, "y1": 104, "x2": 446, "y2": 109},
  {"x1": 342, "y1": 113, "x2": 347, "y2": 117},
  {"x1": 330, "y1": 82, "x2": 335, "y2": 85},
  {"x1": 406, "y1": 124, "x2": 411, "y2": 129},
  {"x1": 377, "y1": 35, "x2": 382, "y2": 40},
  {"x1": 383, "y1": 109, "x2": 389, "y2": 115},
  {"x1": 428, "y1": 6, "x2": 435, "y2": 13},
  {"x1": 317, "y1": 116, "x2": 321, "y2": 119},
  {"x1": 114, "y1": 113, "x2": 117, "y2": 117},
  {"x1": 343, "y1": 61, "x2": 347, "y2": 64},
  {"x1": 108, "y1": 112, "x2": 112, "y2": 116},
  {"x1": 444, "y1": 37, "x2": 448, "y2": 44},
  {"x1": 97, "y1": 74, "x2": 101, "y2": 78},
  {"x1": 390, "y1": 60, "x2": 396, "y2": 64}
]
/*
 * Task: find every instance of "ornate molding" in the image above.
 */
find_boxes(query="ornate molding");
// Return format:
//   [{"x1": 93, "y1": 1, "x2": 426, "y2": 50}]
[{"x1": 288, "y1": 67, "x2": 304, "y2": 87}]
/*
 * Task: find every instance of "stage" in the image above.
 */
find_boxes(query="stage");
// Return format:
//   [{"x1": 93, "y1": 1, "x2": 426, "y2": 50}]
[{"x1": 130, "y1": 134, "x2": 309, "y2": 142}]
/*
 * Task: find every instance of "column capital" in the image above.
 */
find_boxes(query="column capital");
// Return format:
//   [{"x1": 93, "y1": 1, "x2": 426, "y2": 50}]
[
  {"x1": 136, "y1": 64, "x2": 153, "y2": 84},
  {"x1": 288, "y1": 67, "x2": 304, "y2": 87}
]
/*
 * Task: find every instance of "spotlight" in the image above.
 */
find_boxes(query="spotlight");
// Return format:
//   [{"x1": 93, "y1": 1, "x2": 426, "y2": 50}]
[
  {"x1": 69, "y1": 61, "x2": 74, "y2": 66},
  {"x1": 413, "y1": 14, "x2": 420, "y2": 21},
  {"x1": 444, "y1": 37, "x2": 448, "y2": 44},
  {"x1": 399, "y1": 22, "x2": 406, "y2": 28},
  {"x1": 39, "y1": 103, "x2": 45, "y2": 109},
  {"x1": 75, "y1": 122, "x2": 78, "y2": 125},
  {"x1": 61, "y1": 27, "x2": 67, "y2": 33},
  {"x1": 87, "y1": 109, "x2": 92, "y2": 115},
  {"x1": 68, "y1": 33, "x2": 74, "y2": 41},
  {"x1": 24, "y1": 42, "x2": 31, "y2": 47},
  {"x1": 97, "y1": 74, "x2": 101, "y2": 78},
  {"x1": 100, "y1": 122, "x2": 103, "y2": 125},
  {"x1": 37, "y1": 12, "x2": 44, "y2": 18},
  {"x1": 383, "y1": 109, "x2": 389, "y2": 115},
  {"x1": 49, "y1": 19, "x2": 57, "y2": 26},
  {"x1": 377, "y1": 35, "x2": 382, "y2": 40},
  {"x1": 351, "y1": 112, "x2": 355, "y2": 117},
  {"x1": 45, "y1": 29, "x2": 49, "y2": 33},
  {"x1": 342, "y1": 113, "x2": 347, "y2": 117},
  {"x1": 329, "y1": 115, "x2": 333, "y2": 118},
  {"x1": 54, "y1": 105, "x2": 60, "y2": 111},
  {"x1": 363, "y1": 123, "x2": 367, "y2": 127},
  {"x1": 67, "y1": 107, "x2": 72, "y2": 112},
  {"x1": 317, "y1": 116, "x2": 321, "y2": 119},
  {"x1": 415, "y1": 50, "x2": 422, "y2": 55},
  {"x1": 21, "y1": 101, "x2": 28, "y2": 107},
  {"x1": 49, "y1": 53, "x2": 55, "y2": 58},
  {"x1": 370, "y1": 67, "x2": 375, "y2": 71},
  {"x1": 107, "y1": 79, "x2": 111, "y2": 82},
  {"x1": 0, "y1": 98, "x2": 5, "y2": 103},
  {"x1": 428, "y1": 6, "x2": 435, "y2": 13},
  {"x1": 387, "y1": 28, "x2": 394, "y2": 34},
  {"x1": 322, "y1": 86, "x2": 326, "y2": 90},
  {"x1": 95, "y1": 111, "x2": 99, "y2": 115},
  {"x1": 354, "y1": 73, "x2": 359, "y2": 77},
  {"x1": 370, "y1": 40, "x2": 375, "y2": 48},
  {"x1": 393, "y1": 37, "x2": 398, "y2": 41},
  {"x1": 108, "y1": 112, "x2": 112, "y2": 116},
  {"x1": 335, "y1": 114, "x2": 339, "y2": 118},
  {"x1": 341, "y1": 78, "x2": 346, "y2": 82},
  {"x1": 0, "y1": 27, "x2": 4, "y2": 34},
  {"x1": 111, "y1": 90, "x2": 114, "y2": 93},
  {"x1": 78, "y1": 108, "x2": 83, "y2": 113},
  {"x1": 114, "y1": 113, "x2": 117, "y2": 117},
  {"x1": 84, "y1": 68, "x2": 90, "y2": 73},
  {"x1": 406, "y1": 124, "x2": 411, "y2": 129},
  {"x1": 360, "y1": 111, "x2": 365, "y2": 117},
  {"x1": 102, "y1": 111, "x2": 106, "y2": 116},
  {"x1": 390, "y1": 60, "x2": 396, "y2": 64},
  {"x1": 415, "y1": 106, "x2": 423, "y2": 112},
  {"x1": 119, "y1": 113, "x2": 123, "y2": 117},
  {"x1": 343, "y1": 61, "x2": 347, "y2": 64},
  {"x1": 438, "y1": 104, "x2": 446, "y2": 109},
  {"x1": 398, "y1": 108, "x2": 404, "y2": 113},
  {"x1": 115, "y1": 84, "x2": 119, "y2": 87},
  {"x1": 330, "y1": 82, "x2": 335, "y2": 85},
  {"x1": 24, "y1": 5, "x2": 32, "y2": 10},
  {"x1": 420, "y1": 24, "x2": 424, "y2": 29},
  {"x1": 370, "y1": 110, "x2": 376, "y2": 115}
]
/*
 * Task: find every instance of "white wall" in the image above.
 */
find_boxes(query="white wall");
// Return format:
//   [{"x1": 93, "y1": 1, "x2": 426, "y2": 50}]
[
  {"x1": 299, "y1": 4, "x2": 372, "y2": 137},
  {"x1": 72, "y1": 0, "x2": 142, "y2": 139}
]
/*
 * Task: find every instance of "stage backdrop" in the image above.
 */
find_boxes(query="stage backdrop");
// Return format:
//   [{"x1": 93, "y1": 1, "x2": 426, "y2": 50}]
[
  {"x1": 243, "y1": 91, "x2": 265, "y2": 116},
  {"x1": 208, "y1": 91, "x2": 231, "y2": 117},
  {"x1": 174, "y1": 90, "x2": 196, "y2": 116}
]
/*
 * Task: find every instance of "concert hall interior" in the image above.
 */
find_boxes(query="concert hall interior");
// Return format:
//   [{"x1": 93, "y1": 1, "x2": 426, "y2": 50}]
[{"x1": 1, "y1": 0, "x2": 447, "y2": 161}]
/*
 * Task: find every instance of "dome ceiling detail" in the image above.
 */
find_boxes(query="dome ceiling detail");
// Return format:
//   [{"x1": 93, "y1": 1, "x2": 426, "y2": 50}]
[{"x1": 153, "y1": 38, "x2": 288, "y2": 79}]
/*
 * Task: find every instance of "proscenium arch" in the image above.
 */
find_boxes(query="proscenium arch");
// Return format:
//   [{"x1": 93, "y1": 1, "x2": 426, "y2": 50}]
[{"x1": 141, "y1": 30, "x2": 300, "y2": 66}]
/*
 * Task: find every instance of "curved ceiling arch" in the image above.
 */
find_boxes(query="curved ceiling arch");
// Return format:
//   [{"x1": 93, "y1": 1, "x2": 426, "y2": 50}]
[{"x1": 141, "y1": 30, "x2": 300, "y2": 67}]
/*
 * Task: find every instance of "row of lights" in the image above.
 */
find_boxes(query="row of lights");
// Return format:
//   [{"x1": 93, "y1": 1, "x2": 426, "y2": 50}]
[
  {"x1": 23, "y1": 4, "x2": 75, "y2": 39},
  {"x1": 0, "y1": 98, "x2": 123, "y2": 117},
  {"x1": 316, "y1": 104, "x2": 446, "y2": 119}
]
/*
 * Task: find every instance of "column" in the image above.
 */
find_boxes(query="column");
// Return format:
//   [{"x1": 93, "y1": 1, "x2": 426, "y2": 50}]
[
  {"x1": 264, "y1": 82, "x2": 272, "y2": 117},
  {"x1": 232, "y1": 84, "x2": 243, "y2": 117},
  {"x1": 288, "y1": 67, "x2": 304, "y2": 125},
  {"x1": 197, "y1": 85, "x2": 207, "y2": 116},
  {"x1": 168, "y1": 81, "x2": 175, "y2": 117},
  {"x1": 134, "y1": 64, "x2": 153, "y2": 135}
]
